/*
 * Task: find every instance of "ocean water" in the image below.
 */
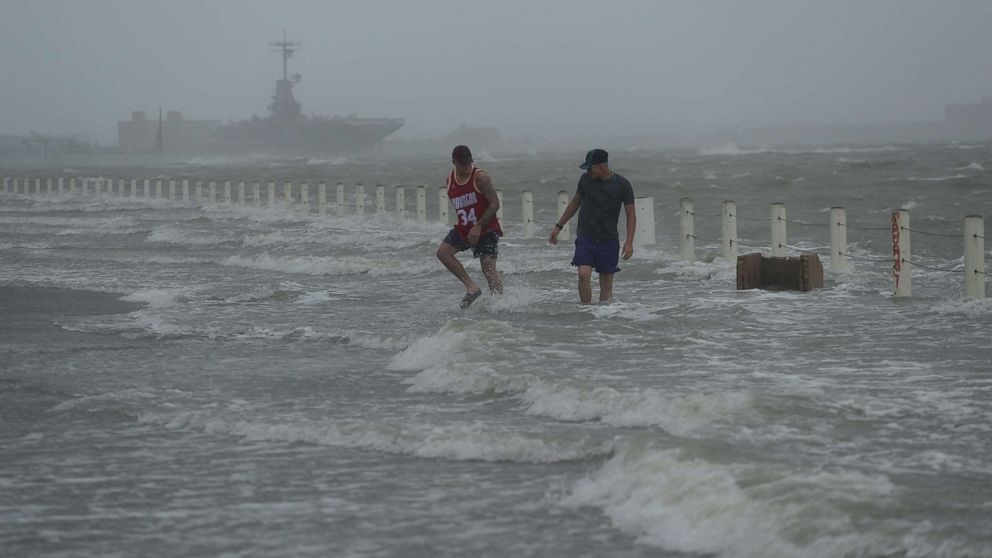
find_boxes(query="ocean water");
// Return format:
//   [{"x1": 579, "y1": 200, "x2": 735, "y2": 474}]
[{"x1": 2, "y1": 143, "x2": 991, "y2": 558}]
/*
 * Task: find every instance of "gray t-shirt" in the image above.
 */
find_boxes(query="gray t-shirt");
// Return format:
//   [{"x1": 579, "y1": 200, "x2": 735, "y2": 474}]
[{"x1": 575, "y1": 172, "x2": 635, "y2": 241}]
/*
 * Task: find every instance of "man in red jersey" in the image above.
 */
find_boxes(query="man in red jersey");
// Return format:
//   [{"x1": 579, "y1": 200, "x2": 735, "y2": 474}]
[{"x1": 436, "y1": 145, "x2": 503, "y2": 308}]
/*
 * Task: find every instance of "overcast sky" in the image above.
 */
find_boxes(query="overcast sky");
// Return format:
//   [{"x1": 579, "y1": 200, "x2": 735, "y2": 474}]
[{"x1": 2, "y1": 0, "x2": 991, "y2": 143}]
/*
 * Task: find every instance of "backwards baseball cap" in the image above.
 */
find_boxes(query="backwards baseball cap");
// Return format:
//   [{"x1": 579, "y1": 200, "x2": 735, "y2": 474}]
[
  {"x1": 452, "y1": 145, "x2": 473, "y2": 163},
  {"x1": 579, "y1": 148, "x2": 608, "y2": 170}
]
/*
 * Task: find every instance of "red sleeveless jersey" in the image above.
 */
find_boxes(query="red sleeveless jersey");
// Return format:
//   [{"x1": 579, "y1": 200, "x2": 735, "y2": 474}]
[{"x1": 446, "y1": 167, "x2": 503, "y2": 238}]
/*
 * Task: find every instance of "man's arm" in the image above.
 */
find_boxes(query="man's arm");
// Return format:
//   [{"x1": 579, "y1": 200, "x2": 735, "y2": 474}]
[
  {"x1": 548, "y1": 193, "x2": 582, "y2": 245},
  {"x1": 474, "y1": 171, "x2": 500, "y2": 228},
  {"x1": 622, "y1": 202, "x2": 636, "y2": 260}
]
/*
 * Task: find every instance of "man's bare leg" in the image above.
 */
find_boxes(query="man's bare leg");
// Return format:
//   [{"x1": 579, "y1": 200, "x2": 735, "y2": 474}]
[
  {"x1": 599, "y1": 272, "x2": 615, "y2": 303},
  {"x1": 577, "y1": 265, "x2": 594, "y2": 304},
  {"x1": 480, "y1": 255, "x2": 503, "y2": 294},
  {"x1": 436, "y1": 243, "x2": 480, "y2": 294}
]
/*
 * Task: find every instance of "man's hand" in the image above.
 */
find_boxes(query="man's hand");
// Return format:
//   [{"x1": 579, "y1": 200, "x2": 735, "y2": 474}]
[
  {"x1": 622, "y1": 240, "x2": 634, "y2": 260},
  {"x1": 467, "y1": 224, "x2": 482, "y2": 245},
  {"x1": 548, "y1": 226, "x2": 560, "y2": 245}
]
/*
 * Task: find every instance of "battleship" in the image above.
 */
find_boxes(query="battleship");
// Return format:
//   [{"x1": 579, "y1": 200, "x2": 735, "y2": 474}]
[{"x1": 118, "y1": 35, "x2": 404, "y2": 157}]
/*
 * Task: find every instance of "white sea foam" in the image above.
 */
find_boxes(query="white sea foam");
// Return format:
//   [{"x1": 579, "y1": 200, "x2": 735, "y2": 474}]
[
  {"x1": 140, "y1": 411, "x2": 613, "y2": 463},
  {"x1": 121, "y1": 287, "x2": 193, "y2": 308},
  {"x1": 146, "y1": 224, "x2": 230, "y2": 245},
  {"x1": 220, "y1": 253, "x2": 434, "y2": 276},
  {"x1": 562, "y1": 442, "x2": 907, "y2": 558},
  {"x1": 904, "y1": 174, "x2": 968, "y2": 182}
]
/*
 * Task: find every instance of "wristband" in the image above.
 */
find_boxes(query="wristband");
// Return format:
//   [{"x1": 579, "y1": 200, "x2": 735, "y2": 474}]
[{"x1": 554, "y1": 223, "x2": 564, "y2": 230}]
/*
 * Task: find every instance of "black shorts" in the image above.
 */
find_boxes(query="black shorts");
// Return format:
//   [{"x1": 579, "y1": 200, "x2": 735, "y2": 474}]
[{"x1": 442, "y1": 229, "x2": 500, "y2": 258}]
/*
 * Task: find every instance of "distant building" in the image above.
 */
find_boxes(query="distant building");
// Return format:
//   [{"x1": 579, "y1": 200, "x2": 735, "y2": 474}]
[{"x1": 117, "y1": 111, "x2": 221, "y2": 153}]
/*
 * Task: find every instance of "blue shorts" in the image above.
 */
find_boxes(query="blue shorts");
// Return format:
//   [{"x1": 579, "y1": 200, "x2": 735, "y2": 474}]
[{"x1": 571, "y1": 236, "x2": 620, "y2": 274}]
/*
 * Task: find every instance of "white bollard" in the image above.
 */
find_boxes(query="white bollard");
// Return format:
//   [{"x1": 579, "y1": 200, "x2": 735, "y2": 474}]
[
  {"x1": 830, "y1": 207, "x2": 849, "y2": 272},
  {"x1": 771, "y1": 203, "x2": 787, "y2": 257},
  {"x1": 439, "y1": 186, "x2": 449, "y2": 224},
  {"x1": 300, "y1": 182, "x2": 309, "y2": 213},
  {"x1": 268, "y1": 182, "x2": 276, "y2": 207},
  {"x1": 376, "y1": 184, "x2": 386, "y2": 214},
  {"x1": 634, "y1": 197, "x2": 655, "y2": 247},
  {"x1": 237, "y1": 181, "x2": 245, "y2": 204},
  {"x1": 722, "y1": 201, "x2": 737, "y2": 262},
  {"x1": 496, "y1": 190, "x2": 504, "y2": 222},
  {"x1": 143, "y1": 178, "x2": 150, "y2": 198},
  {"x1": 355, "y1": 184, "x2": 365, "y2": 216},
  {"x1": 680, "y1": 198, "x2": 695, "y2": 261},
  {"x1": 117, "y1": 178, "x2": 125, "y2": 197},
  {"x1": 208, "y1": 181, "x2": 217, "y2": 204},
  {"x1": 283, "y1": 182, "x2": 292, "y2": 209},
  {"x1": 318, "y1": 182, "x2": 326, "y2": 215},
  {"x1": 416, "y1": 185, "x2": 426, "y2": 222},
  {"x1": 182, "y1": 179, "x2": 190, "y2": 201},
  {"x1": 224, "y1": 180, "x2": 232, "y2": 204},
  {"x1": 253, "y1": 182, "x2": 261, "y2": 206},
  {"x1": 131, "y1": 179, "x2": 139, "y2": 198},
  {"x1": 964, "y1": 215, "x2": 985, "y2": 300},
  {"x1": 169, "y1": 179, "x2": 176, "y2": 200},
  {"x1": 46, "y1": 178, "x2": 53, "y2": 196},
  {"x1": 35, "y1": 178, "x2": 42, "y2": 195},
  {"x1": 557, "y1": 191, "x2": 571, "y2": 241},
  {"x1": 1, "y1": 177, "x2": 7, "y2": 193},
  {"x1": 10, "y1": 177, "x2": 16, "y2": 193},
  {"x1": 58, "y1": 177, "x2": 65, "y2": 195},
  {"x1": 195, "y1": 181, "x2": 203, "y2": 203},
  {"x1": 70, "y1": 178, "x2": 77, "y2": 194},
  {"x1": 522, "y1": 190, "x2": 535, "y2": 238},
  {"x1": 395, "y1": 185, "x2": 405, "y2": 219},
  {"x1": 155, "y1": 179, "x2": 163, "y2": 198},
  {"x1": 336, "y1": 183, "x2": 345, "y2": 216},
  {"x1": 893, "y1": 209, "x2": 912, "y2": 297}
]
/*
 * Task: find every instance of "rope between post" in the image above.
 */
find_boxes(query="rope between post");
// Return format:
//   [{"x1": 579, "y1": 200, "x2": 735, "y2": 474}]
[
  {"x1": 900, "y1": 227, "x2": 960, "y2": 239},
  {"x1": 901, "y1": 258, "x2": 962, "y2": 273}
]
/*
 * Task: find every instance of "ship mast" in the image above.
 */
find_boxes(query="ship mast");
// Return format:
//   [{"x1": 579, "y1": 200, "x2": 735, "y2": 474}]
[{"x1": 270, "y1": 30, "x2": 299, "y2": 82}]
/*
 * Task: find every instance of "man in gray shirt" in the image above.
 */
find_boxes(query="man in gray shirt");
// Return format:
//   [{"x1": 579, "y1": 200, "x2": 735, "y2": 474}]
[{"x1": 549, "y1": 149, "x2": 636, "y2": 303}]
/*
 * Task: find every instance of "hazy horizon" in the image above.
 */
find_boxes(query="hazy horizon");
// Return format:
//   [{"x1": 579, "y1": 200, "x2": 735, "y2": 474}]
[{"x1": 2, "y1": 0, "x2": 991, "y2": 146}]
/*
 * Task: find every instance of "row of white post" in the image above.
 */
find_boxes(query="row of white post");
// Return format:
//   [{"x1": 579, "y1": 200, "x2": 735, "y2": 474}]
[
  {"x1": 1, "y1": 177, "x2": 658, "y2": 247},
  {"x1": 679, "y1": 198, "x2": 986, "y2": 299}
]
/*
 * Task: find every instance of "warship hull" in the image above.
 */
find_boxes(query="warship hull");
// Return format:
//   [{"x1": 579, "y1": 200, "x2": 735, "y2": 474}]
[{"x1": 215, "y1": 116, "x2": 404, "y2": 157}]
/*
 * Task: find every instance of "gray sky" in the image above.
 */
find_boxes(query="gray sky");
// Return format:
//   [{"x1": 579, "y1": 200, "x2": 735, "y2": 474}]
[{"x1": 2, "y1": 0, "x2": 991, "y2": 143}]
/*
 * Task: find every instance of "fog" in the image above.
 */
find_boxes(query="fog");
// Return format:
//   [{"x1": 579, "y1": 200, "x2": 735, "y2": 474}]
[{"x1": 2, "y1": 0, "x2": 991, "y2": 146}]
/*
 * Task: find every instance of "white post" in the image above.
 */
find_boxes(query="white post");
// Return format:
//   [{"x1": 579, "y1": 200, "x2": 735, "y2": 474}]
[
  {"x1": 964, "y1": 215, "x2": 985, "y2": 300},
  {"x1": 155, "y1": 179, "x2": 163, "y2": 198},
  {"x1": 522, "y1": 190, "x2": 535, "y2": 238},
  {"x1": 253, "y1": 181, "x2": 261, "y2": 206},
  {"x1": 722, "y1": 200, "x2": 737, "y2": 261},
  {"x1": 35, "y1": 178, "x2": 42, "y2": 195},
  {"x1": 10, "y1": 177, "x2": 17, "y2": 193},
  {"x1": 439, "y1": 186, "x2": 449, "y2": 224},
  {"x1": 182, "y1": 179, "x2": 189, "y2": 201},
  {"x1": 416, "y1": 185, "x2": 426, "y2": 222},
  {"x1": 70, "y1": 178, "x2": 77, "y2": 194},
  {"x1": 268, "y1": 181, "x2": 276, "y2": 207},
  {"x1": 771, "y1": 203, "x2": 787, "y2": 257},
  {"x1": 356, "y1": 184, "x2": 365, "y2": 215},
  {"x1": 169, "y1": 179, "x2": 176, "y2": 201},
  {"x1": 46, "y1": 178, "x2": 53, "y2": 195},
  {"x1": 336, "y1": 183, "x2": 345, "y2": 216},
  {"x1": 395, "y1": 185, "x2": 405, "y2": 219},
  {"x1": 1, "y1": 177, "x2": 7, "y2": 193},
  {"x1": 634, "y1": 197, "x2": 655, "y2": 247},
  {"x1": 300, "y1": 182, "x2": 310, "y2": 213},
  {"x1": 893, "y1": 209, "x2": 912, "y2": 298},
  {"x1": 223, "y1": 180, "x2": 232, "y2": 204},
  {"x1": 318, "y1": 182, "x2": 327, "y2": 215},
  {"x1": 132, "y1": 179, "x2": 139, "y2": 198},
  {"x1": 496, "y1": 190, "x2": 504, "y2": 222},
  {"x1": 376, "y1": 184, "x2": 386, "y2": 214},
  {"x1": 208, "y1": 181, "x2": 217, "y2": 204},
  {"x1": 237, "y1": 181, "x2": 245, "y2": 204},
  {"x1": 830, "y1": 207, "x2": 849, "y2": 272},
  {"x1": 58, "y1": 177, "x2": 65, "y2": 195},
  {"x1": 195, "y1": 181, "x2": 203, "y2": 203},
  {"x1": 143, "y1": 178, "x2": 151, "y2": 198},
  {"x1": 557, "y1": 191, "x2": 571, "y2": 241},
  {"x1": 680, "y1": 198, "x2": 695, "y2": 261},
  {"x1": 283, "y1": 182, "x2": 292, "y2": 210}
]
